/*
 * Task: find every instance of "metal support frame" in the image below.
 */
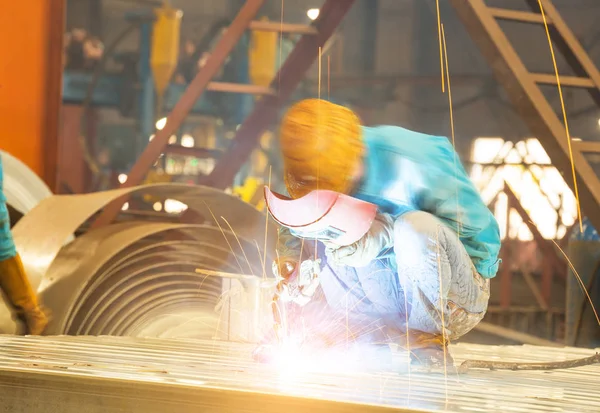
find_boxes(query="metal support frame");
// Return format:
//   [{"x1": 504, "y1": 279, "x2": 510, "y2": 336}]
[
  {"x1": 204, "y1": 0, "x2": 356, "y2": 189},
  {"x1": 503, "y1": 183, "x2": 565, "y2": 277},
  {"x1": 489, "y1": 182, "x2": 565, "y2": 311},
  {"x1": 92, "y1": 0, "x2": 267, "y2": 228},
  {"x1": 92, "y1": 0, "x2": 354, "y2": 227},
  {"x1": 448, "y1": 0, "x2": 600, "y2": 233},
  {"x1": 502, "y1": 182, "x2": 565, "y2": 308}
]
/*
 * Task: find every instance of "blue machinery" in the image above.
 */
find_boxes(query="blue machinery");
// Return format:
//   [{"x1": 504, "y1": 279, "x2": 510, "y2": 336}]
[{"x1": 61, "y1": 11, "x2": 255, "y2": 142}]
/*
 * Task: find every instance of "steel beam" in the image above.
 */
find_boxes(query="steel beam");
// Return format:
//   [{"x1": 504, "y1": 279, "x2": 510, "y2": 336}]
[
  {"x1": 503, "y1": 182, "x2": 565, "y2": 277},
  {"x1": 448, "y1": 0, "x2": 600, "y2": 234},
  {"x1": 204, "y1": 0, "x2": 356, "y2": 189},
  {"x1": 524, "y1": 0, "x2": 600, "y2": 107},
  {"x1": 164, "y1": 144, "x2": 222, "y2": 159},
  {"x1": 248, "y1": 20, "x2": 318, "y2": 35},
  {"x1": 91, "y1": 0, "x2": 266, "y2": 228}
]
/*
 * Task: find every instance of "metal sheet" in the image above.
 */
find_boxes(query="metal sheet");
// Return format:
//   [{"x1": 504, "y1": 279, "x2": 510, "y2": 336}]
[
  {"x1": 0, "y1": 335, "x2": 598, "y2": 413},
  {"x1": 1, "y1": 184, "x2": 277, "y2": 337},
  {"x1": 40, "y1": 222, "x2": 275, "y2": 341},
  {"x1": 13, "y1": 183, "x2": 276, "y2": 290},
  {"x1": 1, "y1": 150, "x2": 53, "y2": 215}
]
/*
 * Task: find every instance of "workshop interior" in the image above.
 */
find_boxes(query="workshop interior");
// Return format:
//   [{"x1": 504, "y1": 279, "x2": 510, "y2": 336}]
[{"x1": 1, "y1": 0, "x2": 600, "y2": 411}]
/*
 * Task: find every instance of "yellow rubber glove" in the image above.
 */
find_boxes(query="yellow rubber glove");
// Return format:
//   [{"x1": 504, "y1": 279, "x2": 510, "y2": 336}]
[
  {"x1": 272, "y1": 258, "x2": 321, "y2": 307},
  {"x1": 0, "y1": 254, "x2": 48, "y2": 335}
]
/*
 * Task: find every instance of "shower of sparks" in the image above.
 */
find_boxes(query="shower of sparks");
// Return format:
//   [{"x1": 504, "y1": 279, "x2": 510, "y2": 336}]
[
  {"x1": 203, "y1": 201, "x2": 244, "y2": 273},
  {"x1": 537, "y1": 0, "x2": 582, "y2": 233},
  {"x1": 221, "y1": 216, "x2": 256, "y2": 277},
  {"x1": 316, "y1": 46, "x2": 323, "y2": 261}
]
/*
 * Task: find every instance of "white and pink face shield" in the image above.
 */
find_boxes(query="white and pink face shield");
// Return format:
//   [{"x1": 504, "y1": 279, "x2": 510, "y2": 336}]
[{"x1": 263, "y1": 187, "x2": 378, "y2": 247}]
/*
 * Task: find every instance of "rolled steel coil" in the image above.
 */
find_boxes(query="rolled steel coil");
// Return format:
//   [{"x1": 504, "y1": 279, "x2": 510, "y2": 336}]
[{"x1": 4, "y1": 184, "x2": 278, "y2": 340}]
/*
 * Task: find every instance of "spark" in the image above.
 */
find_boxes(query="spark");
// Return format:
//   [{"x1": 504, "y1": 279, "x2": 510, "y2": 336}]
[
  {"x1": 537, "y1": 0, "x2": 582, "y2": 233},
  {"x1": 221, "y1": 216, "x2": 256, "y2": 277},
  {"x1": 552, "y1": 239, "x2": 600, "y2": 327},
  {"x1": 436, "y1": 225, "x2": 449, "y2": 404},
  {"x1": 436, "y1": 0, "x2": 445, "y2": 93},
  {"x1": 263, "y1": 166, "x2": 272, "y2": 281},
  {"x1": 403, "y1": 270, "x2": 412, "y2": 400},
  {"x1": 203, "y1": 201, "x2": 244, "y2": 273},
  {"x1": 201, "y1": 202, "x2": 261, "y2": 353},
  {"x1": 441, "y1": 23, "x2": 461, "y2": 239}
]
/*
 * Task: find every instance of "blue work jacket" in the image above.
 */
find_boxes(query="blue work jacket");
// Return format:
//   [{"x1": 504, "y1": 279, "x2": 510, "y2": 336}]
[
  {"x1": 353, "y1": 126, "x2": 501, "y2": 278},
  {"x1": 0, "y1": 155, "x2": 17, "y2": 261}
]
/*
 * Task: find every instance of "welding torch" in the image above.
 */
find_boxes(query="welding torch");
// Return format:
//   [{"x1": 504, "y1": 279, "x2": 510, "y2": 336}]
[{"x1": 270, "y1": 260, "x2": 298, "y2": 343}]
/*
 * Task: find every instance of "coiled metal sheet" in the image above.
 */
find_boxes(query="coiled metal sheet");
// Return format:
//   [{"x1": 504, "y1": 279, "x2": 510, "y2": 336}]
[
  {"x1": 1, "y1": 150, "x2": 53, "y2": 215},
  {"x1": 2, "y1": 184, "x2": 277, "y2": 340},
  {"x1": 0, "y1": 335, "x2": 598, "y2": 413}
]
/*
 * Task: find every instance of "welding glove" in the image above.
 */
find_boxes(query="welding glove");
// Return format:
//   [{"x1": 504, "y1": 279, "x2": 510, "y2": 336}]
[
  {"x1": 272, "y1": 258, "x2": 321, "y2": 307},
  {"x1": 326, "y1": 213, "x2": 395, "y2": 268},
  {"x1": 0, "y1": 254, "x2": 48, "y2": 335}
]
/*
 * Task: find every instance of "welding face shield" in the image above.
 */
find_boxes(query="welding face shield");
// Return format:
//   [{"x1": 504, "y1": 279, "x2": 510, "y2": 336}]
[{"x1": 264, "y1": 187, "x2": 377, "y2": 248}]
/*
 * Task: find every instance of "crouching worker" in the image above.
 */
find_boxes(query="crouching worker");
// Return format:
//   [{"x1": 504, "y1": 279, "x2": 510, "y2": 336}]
[
  {"x1": 267, "y1": 99, "x2": 501, "y2": 367},
  {"x1": 0, "y1": 155, "x2": 48, "y2": 335}
]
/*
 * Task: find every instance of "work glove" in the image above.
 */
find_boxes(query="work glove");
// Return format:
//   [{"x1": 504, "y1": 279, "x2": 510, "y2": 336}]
[
  {"x1": 326, "y1": 213, "x2": 395, "y2": 268},
  {"x1": 0, "y1": 254, "x2": 49, "y2": 335},
  {"x1": 272, "y1": 258, "x2": 321, "y2": 307}
]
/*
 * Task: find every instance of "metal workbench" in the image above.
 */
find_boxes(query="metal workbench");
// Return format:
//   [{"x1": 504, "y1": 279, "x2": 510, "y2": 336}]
[{"x1": 0, "y1": 335, "x2": 598, "y2": 413}]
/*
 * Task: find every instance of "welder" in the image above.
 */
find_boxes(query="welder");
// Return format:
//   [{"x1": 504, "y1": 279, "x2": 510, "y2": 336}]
[
  {"x1": 0, "y1": 156, "x2": 48, "y2": 335},
  {"x1": 269, "y1": 99, "x2": 501, "y2": 367}
]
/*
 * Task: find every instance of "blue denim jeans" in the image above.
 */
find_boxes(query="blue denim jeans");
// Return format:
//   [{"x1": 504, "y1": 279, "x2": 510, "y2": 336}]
[{"x1": 292, "y1": 211, "x2": 490, "y2": 346}]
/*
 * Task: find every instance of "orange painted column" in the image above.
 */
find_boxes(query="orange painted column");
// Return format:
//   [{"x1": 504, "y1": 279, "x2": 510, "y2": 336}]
[{"x1": 0, "y1": 0, "x2": 65, "y2": 189}]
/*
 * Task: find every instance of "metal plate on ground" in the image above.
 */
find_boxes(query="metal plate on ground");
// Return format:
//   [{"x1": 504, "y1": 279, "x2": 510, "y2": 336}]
[{"x1": 0, "y1": 335, "x2": 598, "y2": 413}]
